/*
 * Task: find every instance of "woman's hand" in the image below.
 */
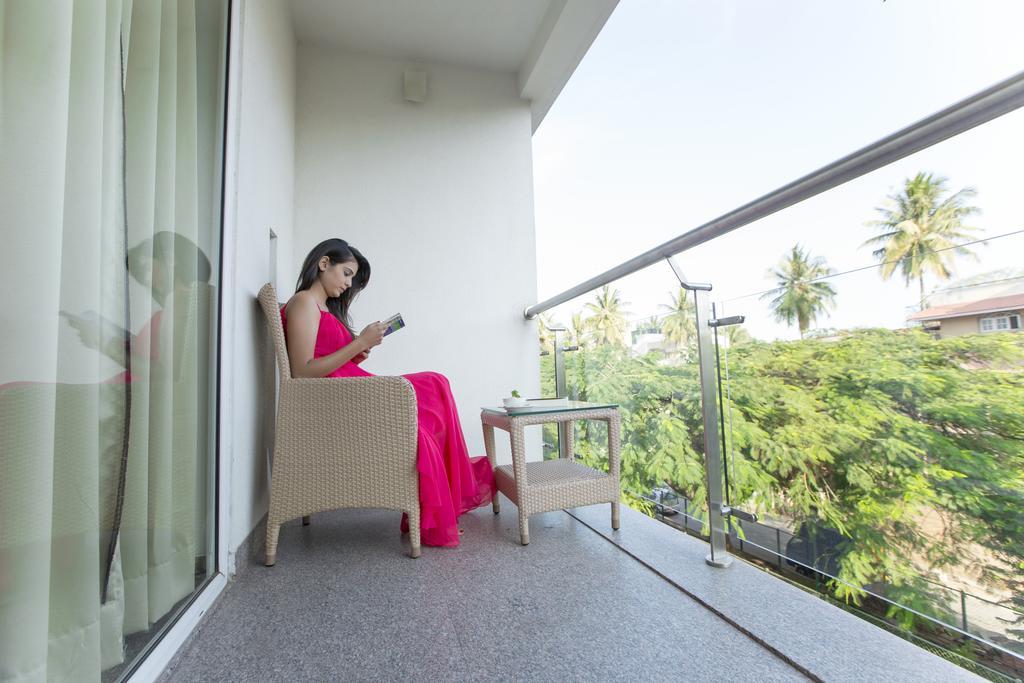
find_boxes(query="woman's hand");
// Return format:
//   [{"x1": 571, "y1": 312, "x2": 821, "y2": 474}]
[{"x1": 356, "y1": 321, "x2": 385, "y2": 350}]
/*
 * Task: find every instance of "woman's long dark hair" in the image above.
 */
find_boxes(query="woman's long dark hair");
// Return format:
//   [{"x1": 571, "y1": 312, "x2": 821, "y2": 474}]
[{"x1": 295, "y1": 238, "x2": 370, "y2": 335}]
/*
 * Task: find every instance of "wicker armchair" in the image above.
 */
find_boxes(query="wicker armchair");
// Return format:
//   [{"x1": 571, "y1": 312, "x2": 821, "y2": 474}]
[{"x1": 257, "y1": 283, "x2": 420, "y2": 564}]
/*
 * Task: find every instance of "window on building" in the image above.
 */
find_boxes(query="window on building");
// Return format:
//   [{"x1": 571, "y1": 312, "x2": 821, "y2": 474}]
[{"x1": 980, "y1": 313, "x2": 1022, "y2": 333}]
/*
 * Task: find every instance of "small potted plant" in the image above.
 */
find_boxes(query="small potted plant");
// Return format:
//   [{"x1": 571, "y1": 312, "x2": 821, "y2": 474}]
[{"x1": 503, "y1": 389, "x2": 527, "y2": 409}]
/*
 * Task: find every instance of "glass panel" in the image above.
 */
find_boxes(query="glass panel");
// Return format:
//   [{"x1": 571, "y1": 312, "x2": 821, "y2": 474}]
[
  {"x1": 0, "y1": 2, "x2": 228, "y2": 680},
  {"x1": 536, "y1": 266, "x2": 710, "y2": 537},
  {"x1": 707, "y1": 117, "x2": 1024, "y2": 672},
  {"x1": 533, "y1": 5, "x2": 1024, "y2": 675},
  {"x1": 482, "y1": 401, "x2": 620, "y2": 416}
]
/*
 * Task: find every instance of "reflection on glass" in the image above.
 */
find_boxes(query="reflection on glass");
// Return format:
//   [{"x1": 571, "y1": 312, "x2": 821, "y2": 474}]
[{"x1": 0, "y1": 1, "x2": 227, "y2": 680}]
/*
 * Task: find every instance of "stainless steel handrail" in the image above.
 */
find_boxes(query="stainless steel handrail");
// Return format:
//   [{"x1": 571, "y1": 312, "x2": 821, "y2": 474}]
[{"x1": 524, "y1": 69, "x2": 1024, "y2": 319}]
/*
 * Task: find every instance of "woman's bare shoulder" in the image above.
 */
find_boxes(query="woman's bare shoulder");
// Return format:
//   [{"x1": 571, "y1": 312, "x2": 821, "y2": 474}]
[{"x1": 284, "y1": 290, "x2": 319, "y2": 316}]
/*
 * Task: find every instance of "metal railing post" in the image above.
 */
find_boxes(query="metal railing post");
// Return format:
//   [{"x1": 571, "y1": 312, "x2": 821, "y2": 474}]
[
  {"x1": 666, "y1": 257, "x2": 752, "y2": 568},
  {"x1": 544, "y1": 323, "x2": 572, "y2": 461},
  {"x1": 961, "y1": 590, "x2": 969, "y2": 634},
  {"x1": 776, "y1": 527, "x2": 783, "y2": 570},
  {"x1": 554, "y1": 335, "x2": 567, "y2": 399},
  {"x1": 692, "y1": 286, "x2": 733, "y2": 568},
  {"x1": 553, "y1": 330, "x2": 570, "y2": 460},
  {"x1": 664, "y1": 260, "x2": 728, "y2": 566}
]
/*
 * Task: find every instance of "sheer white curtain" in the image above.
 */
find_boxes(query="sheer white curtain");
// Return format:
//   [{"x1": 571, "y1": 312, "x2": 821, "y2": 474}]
[{"x1": 0, "y1": 1, "x2": 220, "y2": 680}]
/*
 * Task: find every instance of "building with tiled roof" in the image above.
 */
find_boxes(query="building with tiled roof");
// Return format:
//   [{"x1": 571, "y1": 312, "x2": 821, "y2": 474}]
[{"x1": 909, "y1": 293, "x2": 1024, "y2": 338}]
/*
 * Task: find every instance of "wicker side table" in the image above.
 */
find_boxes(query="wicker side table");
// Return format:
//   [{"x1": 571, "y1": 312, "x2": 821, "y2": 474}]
[{"x1": 480, "y1": 401, "x2": 621, "y2": 545}]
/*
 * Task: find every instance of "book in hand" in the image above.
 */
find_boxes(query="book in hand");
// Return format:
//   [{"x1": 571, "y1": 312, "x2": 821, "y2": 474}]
[{"x1": 382, "y1": 313, "x2": 405, "y2": 337}]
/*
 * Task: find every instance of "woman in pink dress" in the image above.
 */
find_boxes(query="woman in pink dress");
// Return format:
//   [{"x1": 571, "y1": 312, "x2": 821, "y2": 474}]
[{"x1": 281, "y1": 238, "x2": 494, "y2": 547}]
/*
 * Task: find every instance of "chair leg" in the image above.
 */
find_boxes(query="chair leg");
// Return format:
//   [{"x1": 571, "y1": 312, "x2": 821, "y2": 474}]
[
  {"x1": 265, "y1": 521, "x2": 280, "y2": 567},
  {"x1": 302, "y1": 515, "x2": 311, "y2": 526},
  {"x1": 612, "y1": 501, "x2": 620, "y2": 530},
  {"x1": 492, "y1": 492, "x2": 501, "y2": 515},
  {"x1": 518, "y1": 507, "x2": 530, "y2": 545},
  {"x1": 408, "y1": 507, "x2": 421, "y2": 559}
]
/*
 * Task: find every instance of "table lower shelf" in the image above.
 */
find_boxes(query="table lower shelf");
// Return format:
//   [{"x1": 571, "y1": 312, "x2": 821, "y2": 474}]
[{"x1": 494, "y1": 458, "x2": 619, "y2": 514}]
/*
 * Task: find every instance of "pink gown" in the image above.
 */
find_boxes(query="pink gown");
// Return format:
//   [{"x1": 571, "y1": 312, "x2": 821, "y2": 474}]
[{"x1": 282, "y1": 308, "x2": 494, "y2": 547}]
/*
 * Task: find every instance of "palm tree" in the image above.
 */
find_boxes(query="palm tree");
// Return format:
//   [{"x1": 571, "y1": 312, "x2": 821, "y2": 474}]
[
  {"x1": 721, "y1": 325, "x2": 752, "y2": 347},
  {"x1": 660, "y1": 287, "x2": 696, "y2": 351},
  {"x1": 864, "y1": 172, "x2": 980, "y2": 306},
  {"x1": 584, "y1": 285, "x2": 630, "y2": 346},
  {"x1": 537, "y1": 313, "x2": 556, "y2": 355},
  {"x1": 568, "y1": 312, "x2": 588, "y2": 349},
  {"x1": 630, "y1": 316, "x2": 662, "y2": 346},
  {"x1": 761, "y1": 245, "x2": 837, "y2": 338}
]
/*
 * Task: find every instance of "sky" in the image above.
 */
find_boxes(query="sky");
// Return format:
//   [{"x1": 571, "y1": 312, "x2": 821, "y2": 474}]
[{"x1": 532, "y1": 0, "x2": 1024, "y2": 341}]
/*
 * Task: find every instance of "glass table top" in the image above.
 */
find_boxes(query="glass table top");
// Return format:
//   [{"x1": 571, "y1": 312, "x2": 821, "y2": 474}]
[{"x1": 481, "y1": 399, "x2": 619, "y2": 416}]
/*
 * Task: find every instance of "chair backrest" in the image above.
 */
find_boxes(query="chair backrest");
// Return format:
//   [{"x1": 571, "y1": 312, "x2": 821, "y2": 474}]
[{"x1": 257, "y1": 283, "x2": 292, "y2": 384}]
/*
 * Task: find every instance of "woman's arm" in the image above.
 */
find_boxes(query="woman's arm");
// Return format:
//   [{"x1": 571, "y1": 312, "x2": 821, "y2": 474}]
[{"x1": 284, "y1": 293, "x2": 383, "y2": 378}]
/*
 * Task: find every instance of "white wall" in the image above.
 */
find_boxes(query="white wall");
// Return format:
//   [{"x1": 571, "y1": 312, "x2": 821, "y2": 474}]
[
  {"x1": 223, "y1": 0, "x2": 296, "y2": 565},
  {"x1": 293, "y1": 47, "x2": 542, "y2": 464}
]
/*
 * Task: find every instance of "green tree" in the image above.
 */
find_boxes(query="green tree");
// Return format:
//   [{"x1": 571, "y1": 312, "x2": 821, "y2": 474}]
[
  {"x1": 762, "y1": 244, "x2": 837, "y2": 338},
  {"x1": 544, "y1": 328, "x2": 1024, "y2": 643},
  {"x1": 722, "y1": 330, "x2": 1024, "y2": 621},
  {"x1": 541, "y1": 342, "x2": 706, "y2": 510},
  {"x1": 660, "y1": 287, "x2": 696, "y2": 353},
  {"x1": 585, "y1": 285, "x2": 630, "y2": 347},
  {"x1": 864, "y1": 172, "x2": 980, "y2": 307}
]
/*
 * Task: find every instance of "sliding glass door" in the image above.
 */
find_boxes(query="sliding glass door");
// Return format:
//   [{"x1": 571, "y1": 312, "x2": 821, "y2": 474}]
[{"x1": 0, "y1": 1, "x2": 229, "y2": 679}]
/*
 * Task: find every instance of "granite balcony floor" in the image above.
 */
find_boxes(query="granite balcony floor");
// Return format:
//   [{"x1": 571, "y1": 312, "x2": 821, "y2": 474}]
[{"x1": 159, "y1": 502, "x2": 980, "y2": 682}]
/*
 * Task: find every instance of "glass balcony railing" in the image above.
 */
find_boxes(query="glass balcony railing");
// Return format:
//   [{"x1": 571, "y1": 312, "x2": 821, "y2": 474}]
[
  {"x1": 534, "y1": 106, "x2": 1024, "y2": 680},
  {"x1": 537, "y1": 266, "x2": 710, "y2": 533},
  {"x1": 709, "y1": 225, "x2": 1024, "y2": 671},
  {"x1": 535, "y1": 262, "x2": 775, "y2": 571}
]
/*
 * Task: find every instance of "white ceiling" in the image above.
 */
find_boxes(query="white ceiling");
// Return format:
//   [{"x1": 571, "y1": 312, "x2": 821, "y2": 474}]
[{"x1": 289, "y1": 0, "x2": 554, "y2": 73}]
